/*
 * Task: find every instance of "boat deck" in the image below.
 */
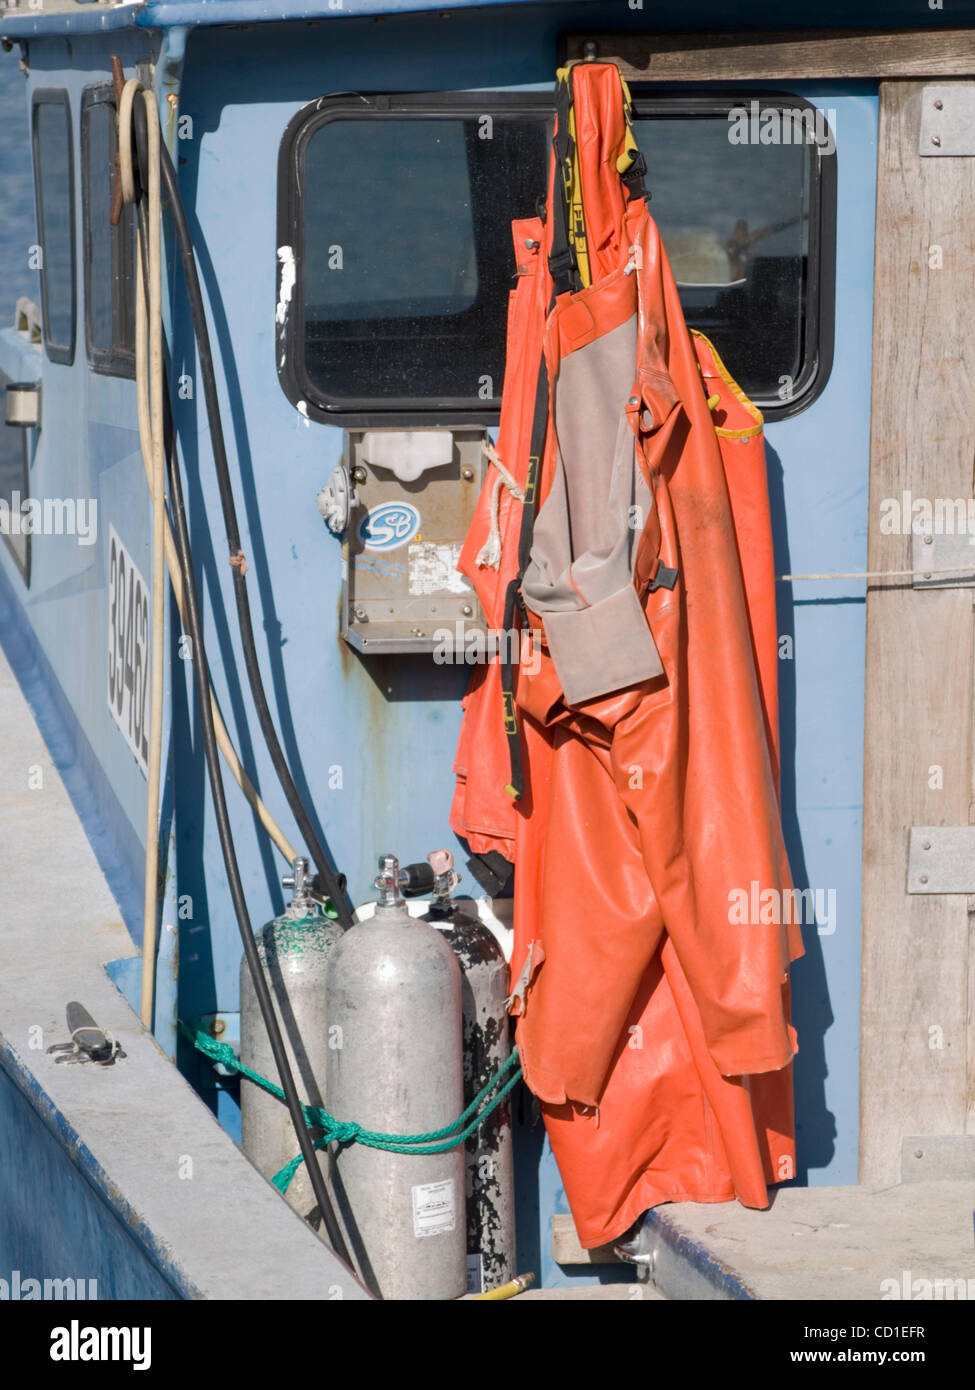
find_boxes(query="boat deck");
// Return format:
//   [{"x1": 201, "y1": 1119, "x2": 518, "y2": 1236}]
[
  {"x1": 636, "y1": 1180, "x2": 975, "y2": 1300},
  {"x1": 0, "y1": 638, "x2": 366, "y2": 1299}
]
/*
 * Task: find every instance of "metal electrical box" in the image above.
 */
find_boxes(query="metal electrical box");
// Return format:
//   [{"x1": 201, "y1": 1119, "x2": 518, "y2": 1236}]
[{"x1": 340, "y1": 428, "x2": 489, "y2": 655}]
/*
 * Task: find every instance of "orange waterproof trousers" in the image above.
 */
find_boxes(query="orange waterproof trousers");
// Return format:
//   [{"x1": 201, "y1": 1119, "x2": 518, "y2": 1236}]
[{"x1": 451, "y1": 63, "x2": 801, "y2": 1248}]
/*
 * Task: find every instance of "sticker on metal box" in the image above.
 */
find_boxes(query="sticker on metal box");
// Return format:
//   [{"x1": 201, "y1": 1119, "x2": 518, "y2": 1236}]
[{"x1": 408, "y1": 541, "x2": 470, "y2": 595}]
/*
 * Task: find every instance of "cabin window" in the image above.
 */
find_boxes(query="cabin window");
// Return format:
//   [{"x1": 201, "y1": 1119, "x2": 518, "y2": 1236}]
[
  {"x1": 277, "y1": 91, "x2": 833, "y2": 424},
  {"x1": 32, "y1": 90, "x2": 76, "y2": 367},
  {"x1": 82, "y1": 86, "x2": 136, "y2": 377},
  {"x1": 277, "y1": 94, "x2": 552, "y2": 426}
]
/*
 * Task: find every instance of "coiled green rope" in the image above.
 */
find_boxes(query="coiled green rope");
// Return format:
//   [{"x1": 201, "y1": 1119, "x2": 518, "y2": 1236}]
[{"x1": 181, "y1": 1022, "x2": 522, "y2": 1193}]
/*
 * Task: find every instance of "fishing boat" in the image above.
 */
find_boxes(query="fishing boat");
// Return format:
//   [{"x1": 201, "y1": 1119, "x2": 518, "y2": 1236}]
[{"x1": 0, "y1": 0, "x2": 972, "y2": 1305}]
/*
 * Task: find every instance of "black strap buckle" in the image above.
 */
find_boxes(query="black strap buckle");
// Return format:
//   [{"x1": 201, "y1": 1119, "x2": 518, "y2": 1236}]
[
  {"x1": 621, "y1": 150, "x2": 651, "y2": 203},
  {"x1": 647, "y1": 562, "x2": 679, "y2": 593}
]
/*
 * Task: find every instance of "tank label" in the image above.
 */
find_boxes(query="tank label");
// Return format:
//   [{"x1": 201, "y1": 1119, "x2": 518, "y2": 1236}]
[
  {"x1": 411, "y1": 1178, "x2": 456, "y2": 1238},
  {"x1": 466, "y1": 1254, "x2": 484, "y2": 1295},
  {"x1": 107, "y1": 525, "x2": 150, "y2": 777}
]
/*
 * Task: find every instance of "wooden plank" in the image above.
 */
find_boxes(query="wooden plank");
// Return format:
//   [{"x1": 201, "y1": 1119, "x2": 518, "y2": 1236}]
[
  {"x1": 969, "y1": 902, "x2": 975, "y2": 1136},
  {"x1": 551, "y1": 1213, "x2": 624, "y2": 1265},
  {"x1": 564, "y1": 30, "x2": 975, "y2": 81},
  {"x1": 859, "y1": 81, "x2": 975, "y2": 1185}
]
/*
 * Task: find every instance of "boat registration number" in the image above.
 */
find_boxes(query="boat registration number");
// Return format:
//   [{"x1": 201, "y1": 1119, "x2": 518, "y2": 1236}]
[{"x1": 107, "y1": 525, "x2": 150, "y2": 777}]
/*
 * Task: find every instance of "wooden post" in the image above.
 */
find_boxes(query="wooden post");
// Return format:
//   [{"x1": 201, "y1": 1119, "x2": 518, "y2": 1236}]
[{"x1": 860, "y1": 81, "x2": 975, "y2": 1184}]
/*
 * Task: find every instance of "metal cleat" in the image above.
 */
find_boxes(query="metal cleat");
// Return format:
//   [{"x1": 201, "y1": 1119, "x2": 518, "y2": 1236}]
[{"x1": 46, "y1": 1002, "x2": 125, "y2": 1066}]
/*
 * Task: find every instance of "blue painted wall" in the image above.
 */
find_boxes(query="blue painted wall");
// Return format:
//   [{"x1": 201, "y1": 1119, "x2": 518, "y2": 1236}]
[
  {"x1": 0, "y1": 6, "x2": 877, "y2": 1287},
  {"x1": 768, "y1": 85, "x2": 876, "y2": 1192}
]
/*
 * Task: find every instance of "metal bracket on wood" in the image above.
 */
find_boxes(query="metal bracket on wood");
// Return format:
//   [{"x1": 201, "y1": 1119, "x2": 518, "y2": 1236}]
[
  {"x1": 901, "y1": 1135, "x2": 975, "y2": 1182},
  {"x1": 920, "y1": 85, "x2": 975, "y2": 156},
  {"x1": 907, "y1": 826, "x2": 975, "y2": 893},
  {"x1": 911, "y1": 531, "x2": 975, "y2": 588}
]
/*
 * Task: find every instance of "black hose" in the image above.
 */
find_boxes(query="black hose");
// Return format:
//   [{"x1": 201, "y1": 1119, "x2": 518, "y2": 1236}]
[
  {"x1": 167, "y1": 394, "x2": 353, "y2": 1266},
  {"x1": 156, "y1": 137, "x2": 354, "y2": 930},
  {"x1": 128, "y1": 102, "x2": 354, "y2": 1266}
]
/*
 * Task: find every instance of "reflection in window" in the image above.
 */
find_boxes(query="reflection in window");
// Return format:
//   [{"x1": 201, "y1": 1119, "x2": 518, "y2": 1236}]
[
  {"x1": 298, "y1": 110, "x2": 550, "y2": 408},
  {"x1": 32, "y1": 93, "x2": 76, "y2": 364},
  {"x1": 633, "y1": 114, "x2": 815, "y2": 400},
  {"x1": 83, "y1": 92, "x2": 136, "y2": 374}
]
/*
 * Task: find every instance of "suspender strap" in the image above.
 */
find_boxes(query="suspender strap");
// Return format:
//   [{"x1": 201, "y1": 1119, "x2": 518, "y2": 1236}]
[
  {"x1": 549, "y1": 70, "x2": 582, "y2": 298},
  {"x1": 500, "y1": 353, "x2": 549, "y2": 801}
]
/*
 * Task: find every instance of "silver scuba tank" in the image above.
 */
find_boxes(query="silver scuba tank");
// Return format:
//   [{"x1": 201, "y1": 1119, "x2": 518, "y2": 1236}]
[
  {"x1": 325, "y1": 854, "x2": 466, "y2": 1300},
  {"x1": 239, "y1": 858, "x2": 342, "y2": 1223},
  {"x1": 421, "y1": 851, "x2": 516, "y2": 1295}
]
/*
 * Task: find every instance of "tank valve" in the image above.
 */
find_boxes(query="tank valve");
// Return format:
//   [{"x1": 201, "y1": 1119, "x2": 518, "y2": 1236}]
[
  {"x1": 374, "y1": 851, "x2": 460, "y2": 904},
  {"x1": 374, "y1": 853, "x2": 406, "y2": 907},
  {"x1": 427, "y1": 849, "x2": 460, "y2": 899},
  {"x1": 282, "y1": 856, "x2": 316, "y2": 908}
]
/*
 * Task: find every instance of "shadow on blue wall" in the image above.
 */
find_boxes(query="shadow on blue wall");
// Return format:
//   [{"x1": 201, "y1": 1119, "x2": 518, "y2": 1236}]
[{"x1": 766, "y1": 438, "x2": 839, "y2": 1182}]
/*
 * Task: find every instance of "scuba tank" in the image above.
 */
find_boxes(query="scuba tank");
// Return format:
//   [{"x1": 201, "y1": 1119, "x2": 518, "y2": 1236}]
[
  {"x1": 418, "y1": 850, "x2": 516, "y2": 1295},
  {"x1": 325, "y1": 854, "x2": 466, "y2": 1300},
  {"x1": 239, "y1": 858, "x2": 342, "y2": 1222}
]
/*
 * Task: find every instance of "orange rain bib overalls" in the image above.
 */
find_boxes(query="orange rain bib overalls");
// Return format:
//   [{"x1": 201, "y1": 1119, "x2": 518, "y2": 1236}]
[{"x1": 450, "y1": 63, "x2": 801, "y2": 1249}]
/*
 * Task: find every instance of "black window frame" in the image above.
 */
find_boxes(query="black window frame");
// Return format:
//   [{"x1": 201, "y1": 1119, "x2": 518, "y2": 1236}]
[
  {"x1": 277, "y1": 88, "x2": 835, "y2": 427},
  {"x1": 81, "y1": 82, "x2": 136, "y2": 379},
  {"x1": 31, "y1": 88, "x2": 77, "y2": 368}
]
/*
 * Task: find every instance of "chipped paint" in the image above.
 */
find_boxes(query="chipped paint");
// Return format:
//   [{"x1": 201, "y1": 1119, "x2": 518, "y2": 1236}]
[{"x1": 276, "y1": 245, "x2": 296, "y2": 327}]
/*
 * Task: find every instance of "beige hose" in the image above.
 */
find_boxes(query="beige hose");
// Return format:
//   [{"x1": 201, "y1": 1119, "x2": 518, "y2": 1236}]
[
  {"x1": 120, "y1": 79, "x2": 298, "y2": 1028},
  {"x1": 125, "y1": 82, "x2": 165, "y2": 1030}
]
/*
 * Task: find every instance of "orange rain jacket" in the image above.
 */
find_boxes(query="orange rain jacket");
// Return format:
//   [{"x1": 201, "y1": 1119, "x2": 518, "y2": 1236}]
[{"x1": 450, "y1": 62, "x2": 802, "y2": 1249}]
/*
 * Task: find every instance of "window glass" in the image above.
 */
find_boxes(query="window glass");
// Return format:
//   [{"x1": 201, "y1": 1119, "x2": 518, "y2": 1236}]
[
  {"x1": 633, "y1": 113, "x2": 815, "y2": 401},
  {"x1": 83, "y1": 93, "x2": 136, "y2": 373},
  {"x1": 33, "y1": 94, "x2": 75, "y2": 363},
  {"x1": 297, "y1": 109, "x2": 550, "y2": 409},
  {"x1": 0, "y1": 66, "x2": 40, "y2": 328}
]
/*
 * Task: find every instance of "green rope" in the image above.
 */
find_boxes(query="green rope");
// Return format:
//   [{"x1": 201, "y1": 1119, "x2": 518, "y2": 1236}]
[{"x1": 180, "y1": 1022, "x2": 522, "y2": 1194}]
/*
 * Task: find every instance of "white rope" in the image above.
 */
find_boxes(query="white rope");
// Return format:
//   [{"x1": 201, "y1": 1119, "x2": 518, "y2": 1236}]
[
  {"x1": 476, "y1": 440, "x2": 525, "y2": 570},
  {"x1": 778, "y1": 564, "x2": 975, "y2": 582}
]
